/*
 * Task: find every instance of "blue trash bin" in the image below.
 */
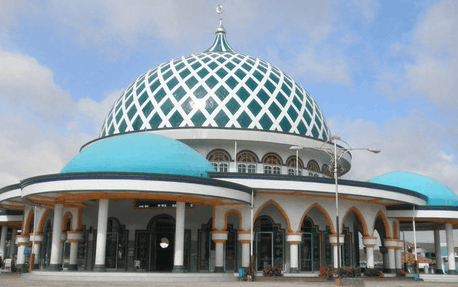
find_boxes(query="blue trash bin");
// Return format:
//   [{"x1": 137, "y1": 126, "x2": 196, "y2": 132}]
[{"x1": 239, "y1": 268, "x2": 245, "y2": 278}]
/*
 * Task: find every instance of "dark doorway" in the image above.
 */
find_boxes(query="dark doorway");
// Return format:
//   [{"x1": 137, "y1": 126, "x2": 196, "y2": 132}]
[
  {"x1": 135, "y1": 214, "x2": 178, "y2": 272},
  {"x1": 152, "y1": 232, "x2": 174, "y2": 271}
]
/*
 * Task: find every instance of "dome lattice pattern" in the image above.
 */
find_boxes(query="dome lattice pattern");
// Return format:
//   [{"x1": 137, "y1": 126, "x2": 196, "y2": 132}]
[{"x1": 100, "y1": 31, "x2": 330, "y2": 140}]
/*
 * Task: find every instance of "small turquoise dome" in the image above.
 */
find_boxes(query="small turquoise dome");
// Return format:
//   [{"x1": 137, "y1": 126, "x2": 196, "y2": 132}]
[
  {"x1": 61, "y1": 133, "x2": 215, "y2": 178},
  {"x1": 369, "y1": 172, "x2": 458, "y2": 206}
]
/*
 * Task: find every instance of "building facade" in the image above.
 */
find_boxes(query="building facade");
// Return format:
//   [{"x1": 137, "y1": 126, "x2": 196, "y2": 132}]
[{"x1": 1, "y1": 20, "x2": 458, "y2": 276}]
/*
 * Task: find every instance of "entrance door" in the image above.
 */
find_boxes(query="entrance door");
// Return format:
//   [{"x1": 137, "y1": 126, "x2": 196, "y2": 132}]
[
  {"x1": 300, "y1": 233, "x2": 313, "y2": 271},
  {"x1": 256, "y1": 232, "x2": 273, "y2": 271},
  {"x1": 151, "y1": 232, "x2": 174, "y2": 271},
  {"x1": 300, "y1": 217, "x2": 320, "y2": 272},
  {"x1": 254, "y1": 216, "x2": 284, "y2": 272}
]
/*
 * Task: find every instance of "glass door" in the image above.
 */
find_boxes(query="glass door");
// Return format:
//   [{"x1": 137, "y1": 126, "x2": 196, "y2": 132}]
[
  {"x1": 300, "y1": 233, "x2": 313, "y2": 271},
  {"x1": 256, "y1": 232, "x2": 273, "y2": 271}
]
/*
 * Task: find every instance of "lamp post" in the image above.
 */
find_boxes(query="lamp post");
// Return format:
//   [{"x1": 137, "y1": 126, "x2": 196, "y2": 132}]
[
  {"x1": 326, "y1": 136, "x2": 380, "y2": 279},
  {"x1": 290, "y1": 137, "x2": 379, "y2": 279},
  {"x1": 290, "y1": 146, "x2": 304, "y2": 175}
]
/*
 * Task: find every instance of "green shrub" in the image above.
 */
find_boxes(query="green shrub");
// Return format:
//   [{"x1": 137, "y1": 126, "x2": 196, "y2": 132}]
[
  {"x1": 364, "y1": 268, "x2": 382, "y2": 277},
  {"x1": 340, "y1": 266, "x2": 362, "y2": 278}
]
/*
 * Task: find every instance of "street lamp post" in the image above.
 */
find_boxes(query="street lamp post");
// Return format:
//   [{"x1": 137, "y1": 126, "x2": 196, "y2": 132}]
[
  {"x1": 290, "y1": 146, "x2": 304, "y2": 175},
  {"x1": 327, "y1": 136, "x2": 380, "y2": 279}
]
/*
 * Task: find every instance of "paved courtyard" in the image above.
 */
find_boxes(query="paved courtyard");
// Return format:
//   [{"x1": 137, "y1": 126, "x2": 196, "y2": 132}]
[{"x1": 1, "y1": 273, "x2": 458, "y2": 287}]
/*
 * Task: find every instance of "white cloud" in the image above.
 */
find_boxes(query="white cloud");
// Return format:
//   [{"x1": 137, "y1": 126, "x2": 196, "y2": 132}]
[
  {"x1": 0, "y1": 48, "x2": 121, "y2": 187},
  {"x1": 378, "y1": 0, "x2": 458, "y2": 108},
  {"x1": 0, "y1": 50, "x2": 75, "y2": 123},
  {"x1": 76, "y1": 89, "x2": 123, "y2": 134},
  {"x1": 0, "y1": 114, "x2": 91, "y2": 187},
  {"x1": 292, "y1": 48, "x2": 352, "y2": 87},
  {"x1": 0, "y1": 0, "x2": 27, "y2": 26},
  {"x1": 349, "y1": 0, "x2": 379, "y2": 22},
  {"x1": 329, "y1": 113, "x2": 458, "y2": 195}
]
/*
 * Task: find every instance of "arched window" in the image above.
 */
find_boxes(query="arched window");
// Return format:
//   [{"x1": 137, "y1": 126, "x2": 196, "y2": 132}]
[
  {"x1": 287, "y1": 156, "x2": 303, "y2": 176},
  {"x1": 237, "y1": 151, "x2": 257, "y2": 173},
  {"x1": 262, "y1": 153, "x2": 282, "y2": 174},
  {"x1": 322, "y1": 164, "x2": 331, "y2": 177},
  {"x1": 307, "y1": 160, "x2": 320, "y2": 174},
  {"x1": 207, "y1": 150, "x2": 230, "y2": 172}
]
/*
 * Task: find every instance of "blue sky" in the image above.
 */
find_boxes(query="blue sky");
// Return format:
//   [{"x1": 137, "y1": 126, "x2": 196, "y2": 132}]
[{"x1": 0, "y1": 0, "x2": 457, "y2": 242}]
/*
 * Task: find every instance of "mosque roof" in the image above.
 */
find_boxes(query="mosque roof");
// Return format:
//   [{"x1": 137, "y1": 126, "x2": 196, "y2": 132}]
[
  {"x1": 368, "y1": 172, "x2": 458, "y2": 207},
  {"x1": 61, "y1": 133, "x2": 215, "y2": 178},
  {"x1": 99, "y1": 24, "x2": 330, "y2": 141}
]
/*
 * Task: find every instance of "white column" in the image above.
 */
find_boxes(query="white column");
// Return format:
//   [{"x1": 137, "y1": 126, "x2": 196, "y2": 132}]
[
  {"x1": 212, "y1": 231, "x2": 228, "y2": 273},
  {"x1": 94, "y1": 199, "x2": 109, "y2": 272},
  {"x1": 30, "y1": 233, "x2": 44, "y2": 269},
  {"x1": 363, "y1": 237, "x2": 377, "y2": 268},
  {"x1": 384, "y1": 240, "x2": 398, "y2": 274},
  {"x1": 333, "y1": 245, "x2": 339, "y2": 269},
  {"x1": 434, "y1": 229, "x2": 443, "y2": 273},
  {"x1": 0, "y1": 226, "x2": 7, "y2": 259},
  {"x1": 67, "y1": 231, "x2": 83, "y2": 271},
  {"x1": 238, "y1": 232, "x2": 251, "y2": 268},
  {"x1": 49, "y1": 204, "x2": 64, "y2": 271},
  {"x1": 330, "y1": 235, "x2": 344, "y2": 269},
  {"x1": 290, "y1": 244, "x2": 299, "y2": 272},
  {"x1": 387, "y1": 248, "x2": 396, "y2": 271},
  {"x1": 286, "y1": 234, "x2": 301, "y2": 273},
  {"x1": 173, "y1": 202, "x2": 185, "y2": 272},
  {"x1": 366, "y1": 246, "x2": 375, "y2": 268},
  {"x1": 215, "y1": 241, "x2": 225, "y2": 271},
  {"x1": 395, "y1": 241, "x2": 402, "y2": 270},
  {"x1": 69, "y1": 242, "x2": 78, "y2": 270},
  {"x1": 445, "y1": 223, "x2": 456, "y2": 274},
  {"x1": 16, "y1": 235, "x2": 29, "y2": 269},
  {"x1": 241, "y1": 242, "x2": 250, "y2": 267}
]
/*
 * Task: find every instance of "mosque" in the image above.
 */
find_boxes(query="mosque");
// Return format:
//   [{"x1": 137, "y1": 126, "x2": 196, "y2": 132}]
[{"x1": 1, "y1": 7, "x2": 458, "y2": 279}]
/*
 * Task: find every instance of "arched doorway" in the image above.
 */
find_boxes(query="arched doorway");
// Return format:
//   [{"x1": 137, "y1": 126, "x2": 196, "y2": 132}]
[
  {"x1": 149, "y1": 215, "x2": 175, "y2": 271},
  {"x1": 254, "y1": 216, "x2": 285, "y2": 272},
  {"x1": 105, "y1": 217, "x2": 128, "y2": 270},
  {"x1": 197, "y1": 219, "x2": 213, "y2": 271},
  {"x1": 135, "y1": 214, "x2": 191, "y2": 272},
  {"x1": 40, "y1": 220, "x2": 53, "y2": 269},
  {"x1": 300, "y1": 217, "x2": 320, "y2": 272}
]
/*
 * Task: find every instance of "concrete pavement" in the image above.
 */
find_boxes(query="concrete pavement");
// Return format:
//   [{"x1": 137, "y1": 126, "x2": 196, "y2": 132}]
[{"x1": 1, "y1": 273, "x2": 458, "y2": 287}]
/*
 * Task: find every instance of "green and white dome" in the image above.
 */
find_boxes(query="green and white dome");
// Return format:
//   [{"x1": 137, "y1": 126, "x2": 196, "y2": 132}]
[{"x1": 100, "y1": 26, "x2": 330, "y2": 140}]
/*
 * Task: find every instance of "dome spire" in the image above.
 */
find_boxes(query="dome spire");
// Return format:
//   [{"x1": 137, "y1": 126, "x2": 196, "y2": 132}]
[
  {"x1": 204, "y1": 4, "x2": 236, "y2": 53},
  {"x1": 216, "y1": 4, "x2": 225, "y2": 32}
]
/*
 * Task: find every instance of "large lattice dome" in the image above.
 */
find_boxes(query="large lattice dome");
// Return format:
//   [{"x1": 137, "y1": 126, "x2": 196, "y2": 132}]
[{"x1": 100, "y1": 25, "x2": 331, "y2": 140}]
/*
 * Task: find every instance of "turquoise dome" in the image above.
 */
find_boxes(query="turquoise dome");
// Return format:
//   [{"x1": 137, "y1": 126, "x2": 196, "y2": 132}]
[
  {"x1": 369, "y1": 172, "x2": 458, "y2": 206},
  {"x1": 61, "y1": 133, "x2": 215, "y2": 178},
  {"x1": 99, "y1": 26, "x2": 330, "y2": 140}
]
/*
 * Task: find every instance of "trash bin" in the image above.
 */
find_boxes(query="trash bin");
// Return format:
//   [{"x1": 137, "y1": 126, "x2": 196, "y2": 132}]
[
  {"x1": 4, "y1": 258, "x2": 12, "y2": 272},
  {"x1": 238, "y1": 268, "x2": 245, "y2": 278}
]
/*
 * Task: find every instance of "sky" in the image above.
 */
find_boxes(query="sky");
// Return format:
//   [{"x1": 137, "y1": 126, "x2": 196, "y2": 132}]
[{"x1": 0, "y1": 0, "x2": 457, "y2": 243}]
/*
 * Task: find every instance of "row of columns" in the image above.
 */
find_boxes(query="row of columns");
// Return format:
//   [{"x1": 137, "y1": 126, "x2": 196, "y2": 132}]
[
  {"x1": 10, "y1": 201, "x2": 457, "y2": 274},
  {"x1": 14, "y1": 204, "x2": 84, "y2": 271},
  {"x1": 0, "y1": 226, "x2": 18, "y2": 260}
]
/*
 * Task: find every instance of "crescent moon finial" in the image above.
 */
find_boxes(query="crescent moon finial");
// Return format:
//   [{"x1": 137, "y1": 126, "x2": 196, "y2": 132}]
[{"x1": 216, "y1": 4, "x2": 225, "y2": 26}]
